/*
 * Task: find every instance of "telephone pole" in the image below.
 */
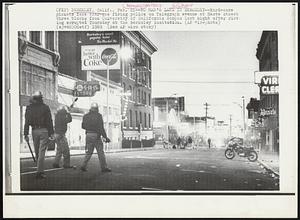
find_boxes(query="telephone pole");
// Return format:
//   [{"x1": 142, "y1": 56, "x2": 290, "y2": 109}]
[{"x1": 204, "y1": 102, "x2": 210, "y2": 134}]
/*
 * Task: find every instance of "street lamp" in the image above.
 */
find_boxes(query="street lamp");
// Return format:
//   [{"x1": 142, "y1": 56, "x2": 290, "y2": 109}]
[{"x1": 104, "y1": 47, "x2": 132, "y2": 151}]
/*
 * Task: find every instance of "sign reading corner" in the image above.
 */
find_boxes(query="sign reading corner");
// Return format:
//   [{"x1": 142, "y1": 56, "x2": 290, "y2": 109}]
[{"x1": 81, "y1": 45, "x2": 120, "y2": 70}]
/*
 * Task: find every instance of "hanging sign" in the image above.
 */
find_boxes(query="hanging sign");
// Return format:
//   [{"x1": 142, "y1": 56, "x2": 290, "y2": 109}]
[{"x1": 73, "y1": 81, "x2": 100, "y2": 97}]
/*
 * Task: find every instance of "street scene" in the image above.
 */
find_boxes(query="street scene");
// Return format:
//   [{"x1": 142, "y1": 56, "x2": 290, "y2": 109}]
[{"x1": 18, "y1": 30, "x2": 279, "y2": 191}]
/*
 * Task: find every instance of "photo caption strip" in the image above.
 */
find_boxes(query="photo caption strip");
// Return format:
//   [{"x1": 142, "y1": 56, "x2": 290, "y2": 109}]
[{"x1": 56, "y1": 3, "x2": 240, "y2": 30}]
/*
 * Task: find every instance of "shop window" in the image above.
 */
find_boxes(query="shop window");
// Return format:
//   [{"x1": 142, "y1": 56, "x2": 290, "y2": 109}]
[
  {"x1": 29, "y1": 31, "x2": 41, "y2": 45},
  {"x1": 21, "y1": 63, "x2": 55, "y2": 100},
  {"x1": 45, "y1": 31, "x2": 55, "y2": 51}
]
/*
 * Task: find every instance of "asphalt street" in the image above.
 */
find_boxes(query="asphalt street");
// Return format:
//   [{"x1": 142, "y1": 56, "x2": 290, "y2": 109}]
[{"x1": 20, "y1": 148, "x2": 279, "y2": 191}]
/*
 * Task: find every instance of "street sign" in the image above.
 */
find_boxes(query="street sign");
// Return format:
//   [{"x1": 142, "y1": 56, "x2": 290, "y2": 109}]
[
  {"x1": 73, "y1": 81, "x2": 100, "y2": 97},
  {"x1": 101, "y1": 48, "x2": 118, "y2": 66}
]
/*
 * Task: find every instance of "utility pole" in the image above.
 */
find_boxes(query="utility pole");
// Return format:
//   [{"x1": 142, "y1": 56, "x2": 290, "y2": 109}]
[
  {"x1": 242, "y1": 96, "x2": 246, "y2": 139},
  {"x1": 204, "y1": 102, "x2": 210, "y2": 134},
  {"x1": 229, "y1": 114, "x2": 232, "y2": 137}
]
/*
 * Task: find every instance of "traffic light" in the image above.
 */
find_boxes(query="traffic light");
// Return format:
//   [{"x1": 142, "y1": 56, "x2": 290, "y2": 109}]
[{"x1": 178, "y1": 96, "x2": 185, "y2": 112}]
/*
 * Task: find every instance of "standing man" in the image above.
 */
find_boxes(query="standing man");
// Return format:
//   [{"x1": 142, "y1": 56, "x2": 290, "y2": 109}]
[
  {"x1": 80, "y1": 102, "x2": 111, "y2": 173},
  {"x1": 208, "y1": 138, "x2": 211, "y2": 149},
  {"x1": 53, "y1": 105, "x2": 75, "y2": 169},
  {"x1": 24, "y1": 91, "x2": 54, "y2": 179}
]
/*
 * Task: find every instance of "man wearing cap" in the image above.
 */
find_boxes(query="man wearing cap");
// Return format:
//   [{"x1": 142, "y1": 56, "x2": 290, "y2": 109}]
[
  {"x1": 24, "y1": 91, "x2": 54, "y2": 179},
  {"x1": 80, "y1": 102, "x2": 111, "y2": 173},
  {"x1": 53, "y1": 105, "x2": 75, "y2": 169}
]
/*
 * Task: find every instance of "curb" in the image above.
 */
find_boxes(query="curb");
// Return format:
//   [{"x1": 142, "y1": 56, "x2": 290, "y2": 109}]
[
  {"x1": 20, "y1": 147, "x2": 157, "y2": 160},
  {"x1": 257, "y1": 159, "x2": 279, "y2": 177}
]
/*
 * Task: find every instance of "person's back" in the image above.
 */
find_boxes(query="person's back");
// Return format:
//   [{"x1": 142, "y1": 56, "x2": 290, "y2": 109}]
[
  {"x1": 82, "y1": 111, "x2": 104, "y2": 134},
  {"x1": 55, "y1": 108, "x2": 72, "y2": 135}
]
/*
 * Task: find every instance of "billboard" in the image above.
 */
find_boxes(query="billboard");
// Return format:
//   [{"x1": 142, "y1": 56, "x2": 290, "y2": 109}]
[
  {"x1": 81, "y1": 44, "x2": 120, "y2": 70},
  {"x1": 80, "y1": 31, "x2": 120, "y2": 45}
]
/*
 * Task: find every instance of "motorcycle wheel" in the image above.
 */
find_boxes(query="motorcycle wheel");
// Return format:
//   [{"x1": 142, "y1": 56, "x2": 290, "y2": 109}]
[
  {"x1": 247, "y1": 151, "x2": 258, "y2": 162},
  {"x1": 225, "y1": 149, "x2": 235, "y2": 159}
]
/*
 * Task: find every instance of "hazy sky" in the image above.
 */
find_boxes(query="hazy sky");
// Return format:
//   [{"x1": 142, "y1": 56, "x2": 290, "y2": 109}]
[{"x1": 144, "y1": 31, "x2": 262, "y2": 125}]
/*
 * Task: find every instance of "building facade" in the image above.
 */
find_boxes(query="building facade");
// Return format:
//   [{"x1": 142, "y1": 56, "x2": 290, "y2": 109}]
[
  {"x1": 18, "y1": 31, "x2": 60, "y2": 152},
  {"x1": 255, "y1": 31, "x2": 279, "y2": 153},
  {"x1": 58, "y1": 31, "x2": 157, "y2": 145}
]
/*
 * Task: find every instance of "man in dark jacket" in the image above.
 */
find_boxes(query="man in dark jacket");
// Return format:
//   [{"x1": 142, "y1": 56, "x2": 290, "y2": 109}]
[
  {"x1": 80, "y1": 102, "x2": 111, "y2": 172},
  {"x1": 24, "y1": 91, "x2": 54, "y2": 179},
  {"x1": 53, "y1": 105, "x2": 75, "y2": 169}
]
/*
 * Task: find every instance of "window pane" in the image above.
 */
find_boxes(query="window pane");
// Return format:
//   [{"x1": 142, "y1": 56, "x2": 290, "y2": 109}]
[
  {"x1": 45, "y1": 31, "x2": 54, "y2": 51},
  {"x1": 32, "y1": 65, "x2": 46, "y2": 96},
  {"x1": 30, "y1": 31, "x2": 41, "y2": 45}
]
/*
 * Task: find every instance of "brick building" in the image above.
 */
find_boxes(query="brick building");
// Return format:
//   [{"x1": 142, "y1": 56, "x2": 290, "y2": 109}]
[{"x1": 255, "y1": 31, "x2": 279, "y2": 153}]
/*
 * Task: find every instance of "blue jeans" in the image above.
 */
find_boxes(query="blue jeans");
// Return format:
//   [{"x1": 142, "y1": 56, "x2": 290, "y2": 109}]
[
  {"x1": 81, "y1": 133, "x2": 108, "y2": 170},
  {"x1": 32, "y1": 128, "x2": 49, "y2": 174}
]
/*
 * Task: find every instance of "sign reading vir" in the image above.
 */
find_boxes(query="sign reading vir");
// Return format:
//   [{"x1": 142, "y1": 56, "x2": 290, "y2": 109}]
[
  {"x1": 73, "y1": 81, "x2": 100, "y2": 97},
  {"x1": 260, "y1": 75, "x2": 279, "y2": 95}
]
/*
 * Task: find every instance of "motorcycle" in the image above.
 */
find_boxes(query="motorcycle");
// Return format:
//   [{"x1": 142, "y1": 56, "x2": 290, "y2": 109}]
[{"x1": 224, "y1": 137, "x2": 258, "y2": 162}]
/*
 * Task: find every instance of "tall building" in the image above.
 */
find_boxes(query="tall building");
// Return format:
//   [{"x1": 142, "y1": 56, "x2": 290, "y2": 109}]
[
  {"x1": 58, "y1": 31, "x2": 158, "y2": 144},
  {"x1": 18, "y1": 31, "x2": 60, "y2": 151},
  {"x1": 255, "y1": 31, "x2": 279, "y2": 153}
]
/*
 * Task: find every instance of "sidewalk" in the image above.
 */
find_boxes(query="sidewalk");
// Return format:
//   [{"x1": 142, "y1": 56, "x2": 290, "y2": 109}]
[
  {"x1": 20, "y1": 146, "x2": 159, "y2": 159},
  {"x1": 257, "y1": 151, "x2": 279, "y2": 176}
]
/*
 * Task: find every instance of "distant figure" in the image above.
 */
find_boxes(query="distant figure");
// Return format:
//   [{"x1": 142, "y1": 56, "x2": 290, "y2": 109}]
[
  {"x1": 176, "y1": 137, "x2": 181, "y2": 149},
  {"x1": 188, "y1": 136, "x2": 193, "y2": 148},
  {"x1": 208, "y1": 138, "x2": 211, "y2": 149}
]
